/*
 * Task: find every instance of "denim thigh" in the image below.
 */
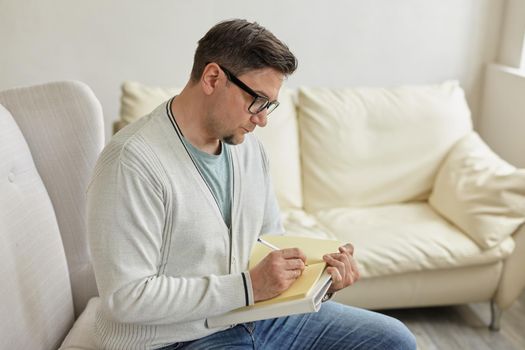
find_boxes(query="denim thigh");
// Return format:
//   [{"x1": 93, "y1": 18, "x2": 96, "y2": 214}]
[
  {"x1": 253, "y1": 301, "x2": 416, "y2": 350},
  {"x1": 158, "y1": 302, "x2": 416, "y2": 350}
]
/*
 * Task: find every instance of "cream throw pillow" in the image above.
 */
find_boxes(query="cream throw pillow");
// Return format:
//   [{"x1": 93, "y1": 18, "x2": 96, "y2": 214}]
[
  {"x1": 120, "y1": 81, "x2": 180, "y2": 124},
  {"x1": 429, "y1": 132, "x2": 525, "y2": 249}
]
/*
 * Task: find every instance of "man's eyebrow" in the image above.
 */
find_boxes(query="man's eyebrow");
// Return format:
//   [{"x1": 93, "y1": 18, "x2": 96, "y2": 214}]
[
  {"x1": 254, "y1": 90, "x2": 269, "y2": 98},
  {"x1": 255, "y1": 90, "x2": 276, "y2": 100}
]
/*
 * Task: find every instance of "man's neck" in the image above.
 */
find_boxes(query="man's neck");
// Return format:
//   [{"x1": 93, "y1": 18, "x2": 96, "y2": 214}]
[{"x1": 170, "y1": 86, "x2": 221, "y2": 155}]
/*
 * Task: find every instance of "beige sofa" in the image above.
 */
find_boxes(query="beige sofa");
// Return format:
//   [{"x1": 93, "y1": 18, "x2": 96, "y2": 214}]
[{"x1": 117, "y1": 80, "x2": 525, "y2": 331}]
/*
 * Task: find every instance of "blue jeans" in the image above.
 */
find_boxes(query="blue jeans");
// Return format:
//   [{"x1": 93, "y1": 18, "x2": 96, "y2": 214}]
[{"x1": 159, "y1": 302, "x2": 416, "y2": 349}]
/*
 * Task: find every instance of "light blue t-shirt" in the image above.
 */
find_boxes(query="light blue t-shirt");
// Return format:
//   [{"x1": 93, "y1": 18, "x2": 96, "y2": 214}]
[{"x1": 182, "y1": 138, "x2": 232, "y2": 228}]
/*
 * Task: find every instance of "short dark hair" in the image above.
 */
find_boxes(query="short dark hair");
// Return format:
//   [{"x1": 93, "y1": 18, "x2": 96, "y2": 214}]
[{"x1": 190, "y1": 19, "x2": 298, "y2": 82}]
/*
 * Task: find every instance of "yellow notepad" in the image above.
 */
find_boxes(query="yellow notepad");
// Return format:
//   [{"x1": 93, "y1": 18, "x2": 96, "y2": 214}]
[
  {"x1": 248, "y1": 235, "x2": 342, "y2": 307},
  {"x1": 206, "y1": 235, "x2": 343, "y2": 328}
]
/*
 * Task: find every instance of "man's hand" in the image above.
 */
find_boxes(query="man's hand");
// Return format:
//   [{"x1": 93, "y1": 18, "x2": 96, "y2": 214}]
[
  {"x1": 249, "y1": 248, "x2": 307, "y2": 302},
  {"x1": 323, "y1": 243, "x2": 360, "y2": 293}
]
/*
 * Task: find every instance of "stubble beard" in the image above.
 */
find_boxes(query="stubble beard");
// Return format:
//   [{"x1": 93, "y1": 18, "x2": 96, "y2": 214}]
[
  {"x1": 207, "y1": 111, "x2": 246, "y2": 146},
  {"x1": 222, "y1": 133, "x2": 244, "y2": 145}
]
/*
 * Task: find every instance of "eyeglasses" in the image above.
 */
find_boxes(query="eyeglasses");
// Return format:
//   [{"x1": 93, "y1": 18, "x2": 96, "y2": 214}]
[{"x1": 218, "y1": 64, "x2": 280, "y2": 116}]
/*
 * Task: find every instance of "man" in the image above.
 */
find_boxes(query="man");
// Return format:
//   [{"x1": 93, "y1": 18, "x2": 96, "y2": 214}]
[{"x1": 87, "y1": 19, "x2": 416, "y2": 349}]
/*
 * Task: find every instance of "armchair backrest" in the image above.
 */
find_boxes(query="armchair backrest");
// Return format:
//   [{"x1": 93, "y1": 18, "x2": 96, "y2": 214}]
[{"x1": 0, "y1": 81, "x2": 104, "y2": 348}]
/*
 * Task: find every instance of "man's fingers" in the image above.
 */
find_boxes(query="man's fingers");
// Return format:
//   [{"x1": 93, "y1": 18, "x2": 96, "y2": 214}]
[
  {"x1": 284, "y1": 258, "x2": 306, "y2": 271},
  {"x1": 323, "y1": 253, "x2": 346, "y2": 269},
  {"x1": 323, "y1": 242, "x2": 360, "y2": 294},
  {"x1": 326, "y1": 266, "x2": 343, "y2": 288},
  {"x1": 333, "y1": 251, "x2": 351, "y2": 265},
  {"x1": 285, "y1": 268, "x2": 303, "y2": 280},
  {"x1": 339, "y1": 243, "x2": 360, "y2": 281},
  {"x1": 280, "y1": 247, "x2": 307, "y2": 262},
  {"x1": 348, "y1": 255, "x2": 360, "y2": 280},
  {"x1": 325, "y1": 253, "x2": 355, "y2": 285},
  {"x1": 339, "y1": 243, "x2": 354, "y2": 255}
]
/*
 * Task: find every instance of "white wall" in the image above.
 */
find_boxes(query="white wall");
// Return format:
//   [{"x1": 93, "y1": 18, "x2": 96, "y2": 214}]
[
  {"x1": 478, "y1": 0, "x2": 525, "y2": 167},
  {"x1": 480, "y1": 64, "x2": 525, "y2": 167},
  {"x1": 497, "y1": 0, "x2": 525, "y2": 67},
  {"x1": 1, "y1": 0, "x2": 504, "y2": 139}
]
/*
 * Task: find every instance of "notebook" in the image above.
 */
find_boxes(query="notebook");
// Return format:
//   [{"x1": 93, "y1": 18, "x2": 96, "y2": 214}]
[{"x1": 206, "y1": 235, "x2": 342, "y2": 328}]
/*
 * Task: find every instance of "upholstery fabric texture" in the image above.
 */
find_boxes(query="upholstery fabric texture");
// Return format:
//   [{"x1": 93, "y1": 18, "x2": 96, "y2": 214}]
[
  {"x1": 0, "y1": 104, "x2": 75, "y2": 350},
  {"x1": 0, "y1": 81, "x2": 105, "y2": 315},
  {"x1": 430, "y1": 132, "x2": 525, "y2": 249}
]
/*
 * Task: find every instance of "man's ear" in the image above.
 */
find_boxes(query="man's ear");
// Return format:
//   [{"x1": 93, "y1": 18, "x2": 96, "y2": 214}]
[{"x1": 200, "y1": 63, "x2": 222, "y2": 95}]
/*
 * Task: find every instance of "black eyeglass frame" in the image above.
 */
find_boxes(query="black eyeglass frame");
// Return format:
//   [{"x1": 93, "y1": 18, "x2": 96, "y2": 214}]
[{"x1": 217, "y1": 64, "x2": 280, "y2": 115}]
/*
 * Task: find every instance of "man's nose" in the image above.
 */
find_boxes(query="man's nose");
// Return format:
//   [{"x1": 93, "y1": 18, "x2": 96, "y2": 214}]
[{"x1": 250, "y1": 111, "x2": 268, "y2": 127}]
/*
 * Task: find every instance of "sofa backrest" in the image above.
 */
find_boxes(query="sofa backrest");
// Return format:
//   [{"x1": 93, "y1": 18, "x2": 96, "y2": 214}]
[
  {"x1": 0, "y1": 81, "x2": 104, "y2": 323},
  {"x1": 117, "y1": 81, "x2": 474, "y2": 213},
  {"x1": 297, "y1": 81, "x2": 473, "y2": 212},
  {"x1": 253, "y1": 88, "x2": 303, "y2": 209}
]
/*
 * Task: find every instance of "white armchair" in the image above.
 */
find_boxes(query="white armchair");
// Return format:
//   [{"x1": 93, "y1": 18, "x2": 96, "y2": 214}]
[{"x1": 0, "y1": 81, "x2": 103, "y2": 349}]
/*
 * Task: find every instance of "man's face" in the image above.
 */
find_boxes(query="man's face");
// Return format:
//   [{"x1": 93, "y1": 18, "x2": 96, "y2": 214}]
[{"x1": 209, "y1": 67, "x2": 284, "y2": 145}]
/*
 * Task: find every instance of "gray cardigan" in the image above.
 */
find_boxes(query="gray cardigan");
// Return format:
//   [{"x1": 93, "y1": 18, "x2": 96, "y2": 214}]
[{"x1": 87, "y1": 100, "x2": 283, "y2": 349}]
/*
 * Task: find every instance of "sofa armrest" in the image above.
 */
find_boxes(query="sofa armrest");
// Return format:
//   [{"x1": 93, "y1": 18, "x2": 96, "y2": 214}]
[
  {"x1": 429, "y1": 132, "x2": 525, "y2": 249},
  {"x1": 494, "y1": 223, "x2": 525, "y2": 309}
]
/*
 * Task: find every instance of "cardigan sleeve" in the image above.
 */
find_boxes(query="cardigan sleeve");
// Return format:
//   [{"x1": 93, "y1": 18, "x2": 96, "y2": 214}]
[{"x1": 87, "y1": 148, "x2": 249, "y2": 325}]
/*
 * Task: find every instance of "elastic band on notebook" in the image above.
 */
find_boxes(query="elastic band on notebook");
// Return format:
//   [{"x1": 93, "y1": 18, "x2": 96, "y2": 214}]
[{"x1": 241, "y1": 272, "x2": 249, "y2": 306}]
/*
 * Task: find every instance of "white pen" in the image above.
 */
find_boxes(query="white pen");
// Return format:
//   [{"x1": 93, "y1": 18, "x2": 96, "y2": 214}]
[
  {"x1": 257, "y1": 237, "x2": 280, "y2": 251},
  {"x1": 257, "y1": 238, "x2": 309, "y2": 267}
]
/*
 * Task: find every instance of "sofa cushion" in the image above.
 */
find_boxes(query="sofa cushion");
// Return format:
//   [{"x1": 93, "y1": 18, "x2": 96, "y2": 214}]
[
  {"x1": 429, "y1": 132, "x2": 525, "y2": 249},
  {"x1": 120, "y1": 81, "x2": 303, "y2": 210},
  {"x1": 314, "y1": 202, "x2": 515, "y2": 278},
  {"x1": 0, "y1": 104, "x2": 74, "y2": 349},
  {"x1": 281, "y1": 209, "x2": 338, "y2": 240},
  {"x1": 298, "y1": 81, "x2": 472, "y2": 211}
]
